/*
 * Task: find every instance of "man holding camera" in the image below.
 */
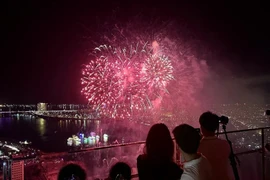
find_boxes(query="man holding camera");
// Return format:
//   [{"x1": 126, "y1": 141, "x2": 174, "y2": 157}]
[{"x1": 198, "y1": 111, "x2": 232, "y2": 180}]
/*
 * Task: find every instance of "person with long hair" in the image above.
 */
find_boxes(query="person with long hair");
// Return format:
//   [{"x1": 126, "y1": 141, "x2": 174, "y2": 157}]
[{"x1": 137, "y1": 123, "x2": 183, "y2": 180}]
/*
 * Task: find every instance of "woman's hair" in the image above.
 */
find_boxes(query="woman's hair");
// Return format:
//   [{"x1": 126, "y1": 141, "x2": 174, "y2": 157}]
[{"x1": 144, "y1": 123, "x2": 174, "y2": 161}]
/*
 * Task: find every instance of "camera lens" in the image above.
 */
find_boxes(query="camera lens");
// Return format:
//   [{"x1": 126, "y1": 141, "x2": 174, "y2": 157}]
[{"x1": 219, "y1": 116, "x2": 229, "y2": 125}]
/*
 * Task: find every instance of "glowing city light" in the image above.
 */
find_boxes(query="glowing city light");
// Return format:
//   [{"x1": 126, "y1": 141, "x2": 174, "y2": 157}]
[{"x1": 103, "y1": 134, "x2": 108, "y2": 143}]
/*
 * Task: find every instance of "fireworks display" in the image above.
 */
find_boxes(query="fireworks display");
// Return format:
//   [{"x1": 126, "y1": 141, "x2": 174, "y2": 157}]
[
  {"x1": 81, "y1": 43, "x2": 174, "y2": 118},
  {"x1": 81, "y1": 18, "x2": 209, "y2": 119}
]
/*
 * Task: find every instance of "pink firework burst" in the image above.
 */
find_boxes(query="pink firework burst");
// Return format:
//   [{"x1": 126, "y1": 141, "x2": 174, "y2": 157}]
[
  {"x1": 81, "y1": 44, "x2": 174, "y2": 119},
  {"x1": 141, "y1": 54, "x2": 174, "y2": 95}
]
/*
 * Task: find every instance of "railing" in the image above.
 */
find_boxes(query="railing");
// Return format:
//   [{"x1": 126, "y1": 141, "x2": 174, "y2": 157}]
[
  {"x1": 217, "y1": 127, "x2": 270, "y2": 180},
  {"x1": 3, "y1": 127, "x2": 270, "y2": 180}
]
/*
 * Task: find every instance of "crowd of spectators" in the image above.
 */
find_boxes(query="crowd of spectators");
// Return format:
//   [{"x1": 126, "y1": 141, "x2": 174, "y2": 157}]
[{"x1": 56, "y1": 111, "x2": 237, "y2": 180}]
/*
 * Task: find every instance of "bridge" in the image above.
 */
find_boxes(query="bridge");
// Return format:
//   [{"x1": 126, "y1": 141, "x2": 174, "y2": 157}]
[
  {"x1": 0, "y1": 110, "x2": 100, "y2": 121},
  {"x1": 0, "y1": 110, "x2": 79, "y2": 114}
]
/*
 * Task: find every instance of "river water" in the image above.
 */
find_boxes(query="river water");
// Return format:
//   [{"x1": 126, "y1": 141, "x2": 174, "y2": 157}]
[{"x1": 0, "y1": 114, "x2": 149, "y2": 152}]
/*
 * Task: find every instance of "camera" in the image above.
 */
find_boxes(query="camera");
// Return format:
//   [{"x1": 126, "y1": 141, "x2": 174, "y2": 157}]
[
  {"x1": 265, "y1": 110, "x2": 270, "y2": 116},
  {"x1": 219, "y1": 116, "x2": 229, "y2": 125}
]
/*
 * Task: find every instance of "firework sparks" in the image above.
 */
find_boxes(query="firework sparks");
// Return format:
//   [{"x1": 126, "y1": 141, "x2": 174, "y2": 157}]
[
  {"x1": 81, "y1": 43, "x2": 174, "y2": 118},
  {"x1": 141, "y1": 54, "x2": 174, "y2": 94},
  {"x1": 82, "y1": 18, "x2": 209, "y2": 119}
]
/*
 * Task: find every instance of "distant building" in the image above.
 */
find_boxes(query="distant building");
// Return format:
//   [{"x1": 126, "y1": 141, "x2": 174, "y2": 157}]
[
  {"x1": 2, "y1": 160, "x2": 24, "y2": 180},
  {"x1": 11, "y1": 161, "x2": 24, "y2": 180},
  {"x1": 37, "y1": 103, "x2": 47, "y2": 111}
]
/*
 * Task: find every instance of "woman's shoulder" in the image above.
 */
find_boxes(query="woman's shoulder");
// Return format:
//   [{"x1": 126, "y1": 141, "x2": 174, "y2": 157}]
[{"x1": 137, "y1": 154, "x2": 147, "y2": 161}]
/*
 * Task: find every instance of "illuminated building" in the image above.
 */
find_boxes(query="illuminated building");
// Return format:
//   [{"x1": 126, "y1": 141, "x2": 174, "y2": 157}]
[{"x1": 37, "y1": 103, "x2": 47, "y2": 111}]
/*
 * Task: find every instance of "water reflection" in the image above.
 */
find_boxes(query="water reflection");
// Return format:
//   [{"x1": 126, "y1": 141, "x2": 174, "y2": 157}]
[
  {"x1": 56, "y1": 119, "x2": 103, "y2": 133},
  {"x1": 83, "y1": 120, "x2": 86, "y2": 128},
  {"x1": 16, "y1": 114, "x2": 20, "y2": 120},
  {"x1": 0, "y1": 115, "x2": 149, "y2": 152},
  {"x1": 36, "y1": 118, "x2": 46, "y2": 136}
]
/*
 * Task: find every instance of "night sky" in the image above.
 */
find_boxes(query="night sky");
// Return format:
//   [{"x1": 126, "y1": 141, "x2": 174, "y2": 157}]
[{"x1": 4, "y1": 0, "x2": 270, "y2": 104}]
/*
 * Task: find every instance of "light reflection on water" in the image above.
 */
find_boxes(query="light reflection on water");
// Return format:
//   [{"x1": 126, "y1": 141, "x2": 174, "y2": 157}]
[
  {"x1": 36, "y1": 118, "x2": 46, "y2": 137},
  {"x1": 0, "y1": 114, "x2": 148, "y2": 152}
]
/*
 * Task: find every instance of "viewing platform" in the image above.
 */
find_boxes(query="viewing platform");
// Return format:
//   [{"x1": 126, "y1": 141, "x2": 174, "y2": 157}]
[{"x1": 1, "y1": 126, "x2": 270, "y2": 180}]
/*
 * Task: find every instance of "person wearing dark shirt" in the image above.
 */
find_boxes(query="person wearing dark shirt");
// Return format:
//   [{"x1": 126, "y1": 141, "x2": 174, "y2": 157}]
[
  {"x1": 58, "y1": 163, "x2": 87, "y2": 180},
  {"x1": 137, "y1": 123, "x2": 183, "y2": 180}
]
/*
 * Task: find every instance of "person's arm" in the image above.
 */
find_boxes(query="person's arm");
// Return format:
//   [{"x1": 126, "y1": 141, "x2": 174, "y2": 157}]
[{"x1": 137, "y1": 155, "x2": 146, "y2": 180}]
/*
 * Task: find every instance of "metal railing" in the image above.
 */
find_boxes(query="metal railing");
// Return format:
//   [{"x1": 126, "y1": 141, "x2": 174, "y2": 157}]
[
  {"x1": 217, "y1": 127, "x2": 270, "y2": 180},
  {"x1": 4, "y1": 126, "x2": 270, "y2": 180}
]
